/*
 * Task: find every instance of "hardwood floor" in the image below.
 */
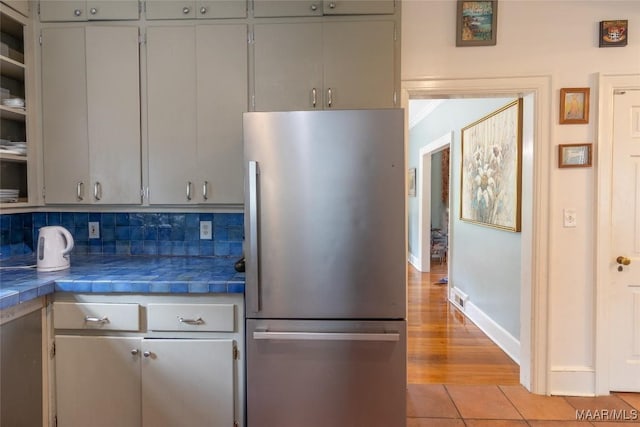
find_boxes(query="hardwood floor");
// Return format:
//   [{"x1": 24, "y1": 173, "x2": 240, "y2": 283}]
[{"x1": 407, "y1": 261, "x2": 520, "y2": 385}]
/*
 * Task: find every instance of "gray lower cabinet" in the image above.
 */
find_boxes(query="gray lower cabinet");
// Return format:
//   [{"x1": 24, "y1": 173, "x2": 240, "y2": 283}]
[
  {"x1": 52, "y1": 295, "x2": 244, "y2": 427},
  {"x1": 0, "y1": 304, "x2": 43, "y2": 427}
]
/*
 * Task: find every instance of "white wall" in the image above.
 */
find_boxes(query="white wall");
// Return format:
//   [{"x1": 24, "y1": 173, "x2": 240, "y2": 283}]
[
  {"x1": 402, "y1": 0, "x2": 640, "y2": 395},
  {"x1": 409, "y1": 98, "x2": 521, "y2": 339}
]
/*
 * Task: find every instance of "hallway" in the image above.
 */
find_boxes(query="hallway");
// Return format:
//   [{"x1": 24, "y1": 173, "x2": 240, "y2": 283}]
[{"x1": 406, "y1": 263, "x2": 640, "y2": 426}]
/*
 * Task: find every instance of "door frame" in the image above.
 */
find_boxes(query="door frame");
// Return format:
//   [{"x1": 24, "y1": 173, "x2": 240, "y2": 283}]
[
  {"x1": 414, "y1": 132, "x2": 452, "y2": 272},
  {"x1": 402, "y1": 75, "x2": 552, "y2": 394},
  {"x1": 595, "y1": 73, "x2": 640, "y2": 395}
]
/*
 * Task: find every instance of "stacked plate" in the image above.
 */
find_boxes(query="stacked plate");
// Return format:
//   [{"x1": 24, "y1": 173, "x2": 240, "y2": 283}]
[
  {"x1": 2, "y1": 98, "x2": 25, "y2": 109},
  {"x1": 0, "y1": 189, "x2": 19, "y2": 203},
  {"x1": 0, "y1": 139, "x2": 26, "y2": 155}
]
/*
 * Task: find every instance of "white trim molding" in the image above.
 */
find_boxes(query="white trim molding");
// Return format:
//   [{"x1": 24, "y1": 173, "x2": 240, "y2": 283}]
[
  {"x1": 465, "y1": 300, "x2": 521, "y2": 365},
  {"x1": 550, "y1": 366, "x2": 596, "y2": 397},
  {"x1": 402, "y1": 75, "x2": 552, "y2": 394},
  {"x1": 595, "y1": 73, "x2": 640, "y2": 396}
]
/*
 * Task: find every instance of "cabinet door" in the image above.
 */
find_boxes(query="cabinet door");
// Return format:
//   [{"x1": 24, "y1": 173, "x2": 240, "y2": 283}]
[
  {"x1": 55, "y1": 335, "x2": 141, "y2": 427},
  {"x1": 146, "y1": 26, "x2": 198, "y2": 204},
  {"x1": 253, "y1": 0, "x2": 322, "y2": 17},
  {"x1": 197, "y1": 0, "x2": 246, "y2": 18},
  {"x1": 322, "y1": 0, "x2": 394, "y2": 15},
  {"x1": 145, "y1": 1, "x2": 196, "y2": 19},
  {"x1": 141, "y1": 339, "x2": 234, "y2": 427},
  {"x1": 196, "y1": 24, "x2": 247, "y2": 204},
  {"x1": 41, "y1": 27, "x2": 90, "y2": 203},
  {"x1": 39, "y1": 1, "x2": 86, "y2": 21},
  {"x1": 323, "y1": 20, "x2": 396, "y2": 109},
  {"x1": 253, "y1": 23, "x2": 323, "y2": 111},
  {"x1": 86, "y1": 26, "x2": 141, "y2": 204},
  {"x1": 86, "y1": 0, "x2": 140, "y2": 20}
]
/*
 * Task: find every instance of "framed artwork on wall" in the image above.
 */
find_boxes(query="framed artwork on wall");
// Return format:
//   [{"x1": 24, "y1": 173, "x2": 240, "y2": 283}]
[
  {"x1": 408, "y1": 168, "x2": 416, "y2": 197},
  {"x1": 460, "y1": 99, "x2": 523, "y2": 232},
  {"x1": 456, "y1": 1, "x2": 498, "y2": 46},
  {"x1": 559, "y1": 87, "x2": 590, "y2": 124},
  {"x1": 599, "y1": 20, "x2": 628, "y2": 47},
  {"x1": 558, "y1": 143, "x2": 592, "y2": 168}
]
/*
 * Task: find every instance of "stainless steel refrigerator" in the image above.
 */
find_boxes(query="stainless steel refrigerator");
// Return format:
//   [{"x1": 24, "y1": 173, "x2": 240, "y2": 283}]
[{"x1": 244, "y1": 109, "x2": 406, "y2": 427}]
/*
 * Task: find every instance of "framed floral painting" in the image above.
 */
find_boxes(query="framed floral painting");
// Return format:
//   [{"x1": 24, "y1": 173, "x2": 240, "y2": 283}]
[{"x1": 460, "y1": 99, "x2": 523, "y2": 232}]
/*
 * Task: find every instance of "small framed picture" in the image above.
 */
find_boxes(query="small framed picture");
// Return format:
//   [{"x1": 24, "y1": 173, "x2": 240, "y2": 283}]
[
  {"x1": 558, "y1": 143, "x2": 592, "y2": 168},
  {"x1": 600, "y1": 20, "x2": 628, "y2": 47},
  {"x1": 456, "y1": 1, "x2": 498, "y2": 47},
  {"x1": 559, "y1": 88, "x2": 590, "y2": 124},
  {"x1": 408, "y1": 168, "x2": 416, "y2": 197}
]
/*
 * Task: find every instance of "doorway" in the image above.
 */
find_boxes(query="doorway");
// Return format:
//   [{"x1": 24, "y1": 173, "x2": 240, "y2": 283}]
[{"x1": 403, "y1": 76, "x2": 552, "y2": 394}]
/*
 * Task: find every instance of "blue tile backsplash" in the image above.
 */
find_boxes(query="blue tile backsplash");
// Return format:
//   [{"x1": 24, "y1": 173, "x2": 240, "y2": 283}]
[{"x1": 0, "y1": 212, "x2": 244, "y2": 259}]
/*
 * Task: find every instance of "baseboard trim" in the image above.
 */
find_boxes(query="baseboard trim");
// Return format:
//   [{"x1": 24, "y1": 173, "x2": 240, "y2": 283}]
[
  {"x1": 549, "y1": 367, "x2": 596, "y2": 396},
  {"x1": 459, "y1": 298, "x2": 521, "y2": 365},
  {"x1": 408, "y1": 252, "x2": 422, "y2": 271}
]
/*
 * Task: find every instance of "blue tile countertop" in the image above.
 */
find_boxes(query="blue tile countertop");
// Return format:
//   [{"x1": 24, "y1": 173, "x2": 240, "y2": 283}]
[{"x1": 0, "y1": 255, "x2": 245, "y2": 310}]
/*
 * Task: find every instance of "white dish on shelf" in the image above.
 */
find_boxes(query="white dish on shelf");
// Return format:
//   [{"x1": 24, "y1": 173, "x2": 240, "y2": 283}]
[{"x1": 2, "y1": 98, "x2": 25, "y2": 108}]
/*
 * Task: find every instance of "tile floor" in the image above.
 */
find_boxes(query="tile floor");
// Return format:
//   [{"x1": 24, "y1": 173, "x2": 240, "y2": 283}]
[{"x1": 407, "y1": 384, "x2": 640, "y2": 426}]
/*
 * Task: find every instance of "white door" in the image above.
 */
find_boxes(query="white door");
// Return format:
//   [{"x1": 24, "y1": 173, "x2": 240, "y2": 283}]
[
  {"x1": 609, "y1": 89, "x2": 640, "y2": 391},
  {"x1": 141, "y1": 339, "x2": 234, "y2": 427}
]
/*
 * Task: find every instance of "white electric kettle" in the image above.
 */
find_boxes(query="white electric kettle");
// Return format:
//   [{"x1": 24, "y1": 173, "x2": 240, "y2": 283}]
[{"x1": 36, "y1": 226, "x2": 74, "y2": 272}]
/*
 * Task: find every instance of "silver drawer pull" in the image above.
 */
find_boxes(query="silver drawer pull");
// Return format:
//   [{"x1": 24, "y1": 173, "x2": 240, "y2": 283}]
[
  {"x1": 178, "y1": 316, "x2": 204, "y2": 325},
  {"x1": 84, "y1": 316, "x2": 109, "y2": 324}
]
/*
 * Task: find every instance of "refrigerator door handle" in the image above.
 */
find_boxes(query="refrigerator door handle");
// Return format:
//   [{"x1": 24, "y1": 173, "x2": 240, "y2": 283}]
[
  {"x1": 247, "y1": 160, "x2": 261, "y2": 313},
  {"x1": 253, "y1": 331, "x2": 400, "y2": 342}
]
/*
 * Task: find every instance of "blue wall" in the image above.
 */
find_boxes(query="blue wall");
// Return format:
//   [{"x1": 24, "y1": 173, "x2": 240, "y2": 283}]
[{"x1": 0, "y1": 212, "x2": 243, "y2": 259}]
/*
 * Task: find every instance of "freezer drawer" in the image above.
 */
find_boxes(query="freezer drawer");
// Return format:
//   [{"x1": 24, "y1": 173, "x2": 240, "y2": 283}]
[{"x1": 246, "y1": 319, "x2": 406, "y2": 427}]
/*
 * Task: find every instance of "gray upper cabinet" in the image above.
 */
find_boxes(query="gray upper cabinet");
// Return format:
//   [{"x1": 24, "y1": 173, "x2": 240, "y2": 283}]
[
  {"x1": 146, "y1": 24, "x2": 247, "y2": 205},
  {"x1": 253, "y1": 20, "x2": 396, "y2": 111},
  {"x1": 41, "y1": 26, "x2": 141, "y2": 204},
  {"x1": 39, "y1": 0, "x2": 140, "y2": 22},
  {"x1": 145, "y1": 0, "x2": 246, "y2": 19},
  {"x1": 253, "y1": 0, "x2": 393, "y2": 17}
]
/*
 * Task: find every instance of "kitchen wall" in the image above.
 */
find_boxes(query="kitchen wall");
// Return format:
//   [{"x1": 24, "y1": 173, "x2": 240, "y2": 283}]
[
  {"x1": 0, "y1": 212, "x2": 243, "y2": 259},
  {"x1": 409, "y1": 97, "x2": 521, "y2": 340},
  {"x1": 402, "y1": 0, "x2": 640, "y2": 394}
]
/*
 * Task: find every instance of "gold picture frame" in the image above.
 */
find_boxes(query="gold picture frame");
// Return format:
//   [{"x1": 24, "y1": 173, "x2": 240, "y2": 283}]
[
  {"x1": 408, "y1": 168, "x2": 416, "y2": 197},
  {"x1": 460, "y1": 99, "x2": 523, "y2": 232},
  {"x1": 558, "y1": 143, "x2": 592, "y2": 168},
  {"x1": 559, "y1": 88, "x2": 590, "y2": 124}
]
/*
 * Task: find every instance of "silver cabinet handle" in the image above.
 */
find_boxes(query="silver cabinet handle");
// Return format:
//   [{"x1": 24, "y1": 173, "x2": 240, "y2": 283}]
[
  {"x1": 131, "y1": 349, "x2": 139, "y2": 355},
  {"x1": 84, "y1": 316, "x2": 109, "y2": 324},
  {"x1": 253, "y1": 331, "x2": 400, "y2": 342},
  {"x1": 182, "y1": 6, "x2": 190, "y2": 14},
  {"x1": 202, "y1": 181, "x2": 209, "y2": 200},
  {"x1": 327, "y1": 88, "x2": 333, "y2": 108},
  {"x1": 186, "y1": 181, "x2": 192, "y2": 201},
  {"x1": 328, "y1": 2, "x2": 336, "y2": 8},
  {"x1": 312, "y1": 88, "x2": 317, "y2": 108},
  {"x1": 247, "y1": 161, "x2": 261, "y2": 314},
  {"x1": 93, "y1": 182, "x2": 102, "y2": 201},
  {"x1": 178, "y1": 316, "x2": 205, "y2": 325},
  {"x1": 310, "y1": 3, "x2": 317, "y2": 10},
  {"x1": 143, "y1": 351, "x2": 152, "y2": 358},
  {"x1": 200, "y1": 6, "x2": 207, "y2": 14},
  {"x1": 90, "y1": 7, "x2": 97, "y2": 14},
  {"x1": 76, "y1": 182, "x2": 84, "y2": 201},
  {"x1": 73, "y1": 8, "x2": 82, "y2": 16}
]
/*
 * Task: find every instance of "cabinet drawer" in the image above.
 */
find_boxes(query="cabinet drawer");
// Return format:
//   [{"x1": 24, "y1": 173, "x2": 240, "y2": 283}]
[
  {"x1": 53, "y1": 302, "x2": 140, "y2": 331},
  {"x1": 145, "y1": 1, "x2": 246, "y2": 19},
  {"x1": 147, "y1": 303, "x2": 235, "y2": 332}
]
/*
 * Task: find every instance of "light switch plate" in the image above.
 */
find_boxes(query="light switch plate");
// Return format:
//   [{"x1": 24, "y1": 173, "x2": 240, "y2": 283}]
[
  {"x1": 563, "y1": 208, "x2": 577, "y2": 228},
  {"x1": 200, "y1": 220, "x2": 212, "y2": 240}
]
